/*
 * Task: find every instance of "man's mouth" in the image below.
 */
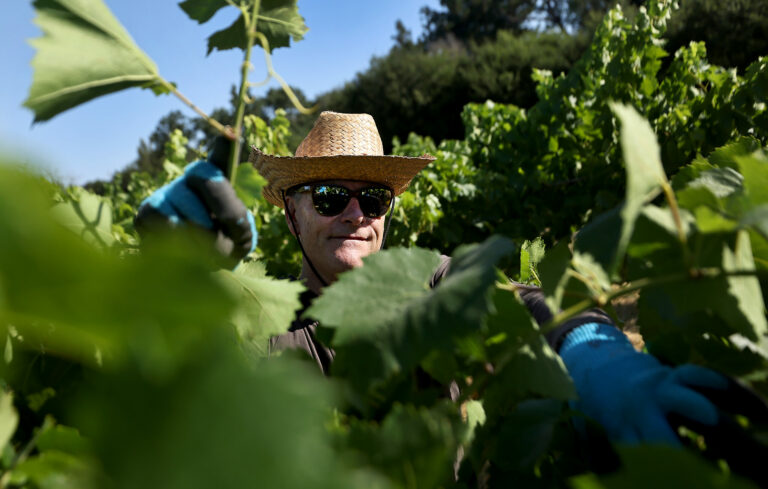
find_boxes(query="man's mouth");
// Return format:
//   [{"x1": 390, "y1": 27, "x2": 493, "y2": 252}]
[{"x1": 330, "y1": 235, "x2": 369, "y2": 241}]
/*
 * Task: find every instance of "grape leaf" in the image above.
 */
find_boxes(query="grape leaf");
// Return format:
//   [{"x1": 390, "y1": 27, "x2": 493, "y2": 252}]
[
  {"x1": 0, "y1": 166, "x2": 236, "y2": 378},
  {"x1": 180, "y1": 0, "x2": 308, "y2": 54},
  {"x1": 722, "y1": 230, "x2": 768, "y2": 341},
  {"x1": 484, "y1": 287, "x2": 576, "y2": 407},
  {"x1": 306, "y1": 247, "x2": 442, "y2": 344},
  {"x1": 688, "y1": 167, "x2": 744, "y2": 199},
  {"x1": 607, "y1": 103, "x2": 667, "y2": 275},
  {"x1": 177, "y1": 0, "x2": 228, "y2": 23},
  {"x1": 520, "y1": 237, "x2": 545, "y2": 284},
  {"x1": 742, "y1": 205, "x2": 768, "y2": 240},
  {"x1": 570, "y1": 445, "x2": 758, "y2": 489},
  {"x1": 343, "y1": 402, "x2": 462, "y2": 489},
  {"x1": 74, "y1": 353, "x2": 356, "y2": 489},
  {"x1": 0, "y1": 393, "x2": 18, "y2": 453},
  {"x1": 51, "y1": 188, "x2": 115, "y2": 247},
  {"x1": 10, "y1": 451, "x2": 100, "y2": 489},
  {"x1": 25, "y1": 0, "x2": 163, "y2": 122},
  {"x1": 737, "y1": 153, "x2": 768, "y2": 206},
  {"x1": 36, "y1": 425, "x2": 91, "y2": 456},
  {"x1": 216, "y1": 269, "x2": 304, "y2": 357},
  {"x1": 234, "y1": 163, "x2": 267, "y2": 208},
  {"x1": 708, "y1": 137, "x2": 763, "y2": 169},
  {"x1": 538, "y1": 240, "x2": 572, "y2": 312},
  {"x1": 488, "y1": 400, "x2": 564, "y2": 471},
  {"x1": 308, "y1": 237, "x2": 514, "y2": 393}
]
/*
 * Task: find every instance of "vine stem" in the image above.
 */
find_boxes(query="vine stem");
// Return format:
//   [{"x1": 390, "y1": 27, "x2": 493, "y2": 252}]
[
  {"x1": 228, "y1": 0, "x2": 262, "y2": 184},
  {"x1": 253, "y1": 32, "x2": 316, "y2": 115},
  {"x1": 158, "y1": 78, "x2": 235, "y2": 141},
  {"x1": 661, "y1": 180, "x2": 693, "y2": 269},
  {"x1": 543, "y1": 268, "x2": 766, "y2": 333}
]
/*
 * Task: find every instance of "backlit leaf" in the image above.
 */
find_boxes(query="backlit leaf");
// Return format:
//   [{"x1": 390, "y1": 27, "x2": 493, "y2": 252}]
[
  {"x1": 0, "y1": 392, "x2": 18, "y2": 453},
  {"x1": 722, "y1": 230, "x2": 768, "y2": 340},
  {"x1": 25, "y1": 0, "x2": 163, "y2": 122},
  {"x1": 180, "y1": 0, "x2": 308, "y2": 54},
  {"x1": 608, "y1": 102, "x2": 667, "y2": 274},
  {"x1": 217, "y1": 269, "x2": 304, "y2": 357},
  {"x1": 51, "y1": 188, "x2": 115, "y2": 247},
  {"x1": 177, "y1": 0, "x2": 228, "y2": 24},
  {"x1": 233, "y1": 163, "x2": 268, "y2": 208}
]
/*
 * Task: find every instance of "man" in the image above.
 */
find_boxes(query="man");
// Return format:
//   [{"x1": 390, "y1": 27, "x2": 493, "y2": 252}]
[{"x1": 136, "y1": 111, "x2": 758, "y2": 446}]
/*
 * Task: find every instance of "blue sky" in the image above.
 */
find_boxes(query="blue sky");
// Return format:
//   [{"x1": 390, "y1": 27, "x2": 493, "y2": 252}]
[{"x1": 0, "y1": 1, "x2": 440, "y2": 184}]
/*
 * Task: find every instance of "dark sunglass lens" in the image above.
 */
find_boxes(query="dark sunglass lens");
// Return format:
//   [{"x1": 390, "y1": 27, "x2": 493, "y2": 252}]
[
  {"x1": 312, "y1": 185, "x2": 350, "y2": 216},
  {"x1": 359, "y1": 187, "x2": 393, "y2": 217}
]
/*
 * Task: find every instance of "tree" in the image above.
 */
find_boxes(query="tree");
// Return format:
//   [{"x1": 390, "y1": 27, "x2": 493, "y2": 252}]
[
  {"x1": 665, "y1": 0, "x2": 768, "y2": 72},
  {"x1": 419, "y1": 0, "x2": 538, "y2": 44}
]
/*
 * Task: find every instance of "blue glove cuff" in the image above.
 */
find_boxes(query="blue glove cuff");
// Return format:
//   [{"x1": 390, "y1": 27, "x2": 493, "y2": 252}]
[{"x1": 559, "y1": 322, "x2": 635, "y2": 357}]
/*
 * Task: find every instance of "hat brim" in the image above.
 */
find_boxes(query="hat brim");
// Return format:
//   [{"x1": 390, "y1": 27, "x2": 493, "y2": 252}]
[{"x1": 249, "y1": 147, "x2": 436, "y2": 208}]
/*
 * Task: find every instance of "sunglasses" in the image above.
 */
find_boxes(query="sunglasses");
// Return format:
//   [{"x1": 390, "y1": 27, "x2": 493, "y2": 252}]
[{"x1": 290, "y1": 183, "x2": 394, "y2": 218}]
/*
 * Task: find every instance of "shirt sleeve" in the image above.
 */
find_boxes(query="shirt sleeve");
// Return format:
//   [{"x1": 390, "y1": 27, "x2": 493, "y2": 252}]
[{"x1": 429, "y1": 255, "x2": 614, "y2": 351}]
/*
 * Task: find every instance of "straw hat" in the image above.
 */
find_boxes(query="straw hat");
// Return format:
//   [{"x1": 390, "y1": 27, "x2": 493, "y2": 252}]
[{"x1": 249, "y1": 111, "x2": 435, "y2": 208}]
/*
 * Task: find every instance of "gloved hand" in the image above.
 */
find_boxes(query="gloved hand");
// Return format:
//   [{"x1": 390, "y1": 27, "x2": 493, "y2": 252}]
[
  {"x1": 135, "y1": 137, "x2": 257, "y2": 267},
  {"x1": 560, "y1": 322, "x2": 728, "y2": 444},
  {"x1": 560, "y1": 322, "x2": 768, "y2": 485}
]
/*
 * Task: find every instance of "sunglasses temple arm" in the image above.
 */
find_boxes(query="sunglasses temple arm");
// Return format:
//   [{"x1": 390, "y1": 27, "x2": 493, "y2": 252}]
[
  {"x1": 282, "y1": 190, "x2": 330, "y2": 288},
  {"x1": 380, "y1": 196, "x2": 396, "y2": 250}
]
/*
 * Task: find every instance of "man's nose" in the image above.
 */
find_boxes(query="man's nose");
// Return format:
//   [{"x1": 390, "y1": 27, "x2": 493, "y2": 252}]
[{"x1": 340, "y1": 196, "x2": 365, "y2": 223}]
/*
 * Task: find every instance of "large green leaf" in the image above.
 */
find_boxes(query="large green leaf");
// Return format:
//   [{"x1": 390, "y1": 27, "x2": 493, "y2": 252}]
[
  {"x1": 216, "y1": 266, "x2": 304, "y2": 358},
  {"x1": 307, "y1": 247, "x2": 441, "y2": 344},
  {"x1": 25, "y1": 0, "x2": 163, "y2": 122},
  {"x1": 307, "y1": 237, "x2": 513, "y2": 394},
  {"x1": 575, "y1": 103, "x2": 667, "y2": 279},
  {"x1": 179, "y1": 0, "x2": 308, "y2": 54}
]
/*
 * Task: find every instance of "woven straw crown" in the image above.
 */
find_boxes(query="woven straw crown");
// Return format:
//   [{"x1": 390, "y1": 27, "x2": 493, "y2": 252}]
[{"x1": 250, "y1": 111, "x2": 435, "y2": 208}]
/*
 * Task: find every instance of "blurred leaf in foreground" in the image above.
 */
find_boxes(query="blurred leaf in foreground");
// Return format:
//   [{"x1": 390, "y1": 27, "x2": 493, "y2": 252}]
[
  {"x1": 25, "y1": 0, "x2": 164, "y2": 122},
  {"x1": 0, "y1": 163, "x2": 235, "y2": 379},
  {"x1": 75, "y1": 350, "x2": 362, "y2": 489},
  {"x1": 0, "y1": 392, "x2": 18, "y2": 453},
  {"x1": 570, "y1": 445, "x2": 758, "y2": 489}
]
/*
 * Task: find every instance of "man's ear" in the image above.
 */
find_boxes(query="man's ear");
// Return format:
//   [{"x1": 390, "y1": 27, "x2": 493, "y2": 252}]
[{"x1": 284, "y1": 196, "x2": 299, "y2": 237}]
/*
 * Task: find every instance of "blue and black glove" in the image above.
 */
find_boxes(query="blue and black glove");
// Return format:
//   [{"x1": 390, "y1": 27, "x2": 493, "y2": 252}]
[
  {"x1": 135, "y1": 136, "x2": 257, "y2": 267},
  {"x1": 560, "y1": 322, "x2": 768, "y2": 484}
]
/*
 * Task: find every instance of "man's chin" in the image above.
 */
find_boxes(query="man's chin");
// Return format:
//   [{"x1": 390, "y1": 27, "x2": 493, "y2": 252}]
[{"x1": 331, "y1": 249, "x2": 370, "y2": 271}]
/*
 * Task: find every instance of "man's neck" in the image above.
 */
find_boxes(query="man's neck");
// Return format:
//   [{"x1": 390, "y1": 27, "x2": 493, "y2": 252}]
[{"x1": 299, "y1": 263, "x2": 328, "y2": 295}]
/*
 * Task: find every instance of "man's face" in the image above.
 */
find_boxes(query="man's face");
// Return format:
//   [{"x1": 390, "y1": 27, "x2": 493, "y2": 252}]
[{"x1": 285, "y1": 180, "x2": 387, "y2": 282}]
